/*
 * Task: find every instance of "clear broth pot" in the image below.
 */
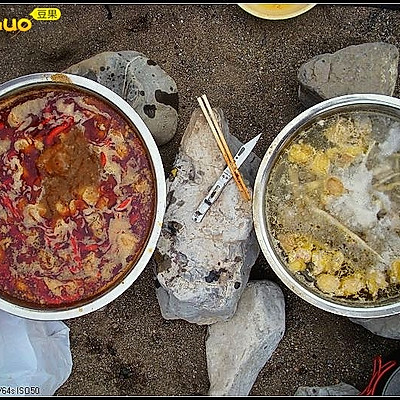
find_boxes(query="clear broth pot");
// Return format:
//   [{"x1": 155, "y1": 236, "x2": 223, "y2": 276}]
[{"x1": 254, "y1": 94, "x2": 400, "y2": 318}]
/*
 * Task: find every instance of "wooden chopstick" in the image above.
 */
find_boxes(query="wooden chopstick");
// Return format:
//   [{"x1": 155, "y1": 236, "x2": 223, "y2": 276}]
[{"x1": 197, "y1": 95, "x2": 251, "y2": 201}]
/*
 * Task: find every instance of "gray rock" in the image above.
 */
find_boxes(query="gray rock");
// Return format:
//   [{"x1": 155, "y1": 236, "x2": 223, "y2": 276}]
[
  {"x1": 294, "y1": 382, "x2": 360, "y2": 396},
  {"x1": 63, "y1": 50, "x2": 178, "y2": 146},
  {"x1": 206, "y1": 280, "x2": 285, "y2": 396},
  {"x1": 155, "y1": 107, "x2": 261, "y2": 325},
  {"x1": 350, "y1": 315, "x2": 400, "y2": 340},
  {"x1": 298, "y1": 42, "x2": 399, "y2": 108}
]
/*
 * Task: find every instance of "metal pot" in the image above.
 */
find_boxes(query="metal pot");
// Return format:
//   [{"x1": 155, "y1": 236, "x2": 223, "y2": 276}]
[
  {"x1": 0, "y1": 72, "x2": 166, "y2": 320},
  {"x1": 253, "y1": 94, "x2": 400, "y2": 318}
]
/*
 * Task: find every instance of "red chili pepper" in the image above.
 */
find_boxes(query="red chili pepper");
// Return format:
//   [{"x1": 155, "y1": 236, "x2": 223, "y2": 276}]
[
  {"x1": 129, "y1": 213, "x2": 139, "y2": 225},
  {"x1": 100, "y1": 152, "x2": 106, "y2": 167},
  {"x1": 70, "y1": 236, "x2": 79, "y2": 255},
  {"x1": 44, "y1": 122, "x2": 69, "y2": 146},
  {"x1": 39, "y1": 117, "x2": 52, "y2": 127},
  {"x1": 1, "y1": 195, "x2": 20, "y2": 220},
  {"x1": 8, "y1": 225, "x2": 26, "y2": 241},
  {"x1": 1, "y1": 176, "x2": 13, "y2": 187},
  {"x1": 115, "y1": 197, "x2": 132, "y2": 211},
  {"x1": 0, "y1": 122, "x2": 4, "y2": 130},
  {"x1": 7, "y1": 150, "x2": 17, "y2": 160},
  {"x1": 82, "y1": 243, "x2": 99, "y2": 252},
  {"x1": 69, "y1": 236, "x2": 82, "y2": 273},
  {"x1": 44, "y1": 117, "x2": 74, "y2": 146},
  {"x1": 33, "y1": 176, "x2": 42, "y2": 187}
]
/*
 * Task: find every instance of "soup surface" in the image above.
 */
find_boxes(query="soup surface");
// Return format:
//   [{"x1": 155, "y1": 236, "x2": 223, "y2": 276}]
[
  {"x1": 266, "y1": 110, "x2": 400, "y2": 304},
  {"x1": 240, "y1": 4, "x2": 315, "y2": 19},
  {"x1": 0, "y1": 85, "x2": 156, "y2": 308}
]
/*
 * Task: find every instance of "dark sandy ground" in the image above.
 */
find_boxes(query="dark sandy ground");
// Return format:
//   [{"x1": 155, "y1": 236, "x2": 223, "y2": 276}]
[{"x1": 1, "y1": 3, "x2": 400, "y2": 396}]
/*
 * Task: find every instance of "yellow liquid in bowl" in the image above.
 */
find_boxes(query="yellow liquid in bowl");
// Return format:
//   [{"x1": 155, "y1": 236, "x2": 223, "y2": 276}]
[{"x1": 238, "y1": 4, "x2": 316, "y2": 20}]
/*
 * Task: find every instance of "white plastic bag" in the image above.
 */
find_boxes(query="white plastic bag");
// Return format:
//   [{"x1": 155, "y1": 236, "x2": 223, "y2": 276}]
[{"x1": 0, "y1": 310, "x2": 72, "y2": 396}]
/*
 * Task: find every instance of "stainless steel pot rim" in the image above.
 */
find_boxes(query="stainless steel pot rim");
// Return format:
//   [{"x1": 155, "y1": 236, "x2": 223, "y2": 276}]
[
  {"x1": 0, "y1": 72, "x2": 166, "y2": 320},
  {"x1": 253, "y1": 93, "x2": 400, "y2": 319}
]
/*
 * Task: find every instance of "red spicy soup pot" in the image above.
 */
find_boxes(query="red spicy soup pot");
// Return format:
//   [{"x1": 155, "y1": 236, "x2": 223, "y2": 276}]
[{"x1": 0, "y1": 73, "x2": 166, "y2": 320}]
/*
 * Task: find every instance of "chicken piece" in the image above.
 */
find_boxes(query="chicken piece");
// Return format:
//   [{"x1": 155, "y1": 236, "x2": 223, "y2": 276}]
[
  {"x1": 339, "y1": 272, "x2": 366, "y2": 297},
  {"x1": 282, "y1": 235, "x2": 314, "y2": 263},
  {"x1": 326, "y1": 144, "x2": 366, "y2": 168},
  {"x1": 365, "y1": 269, "x2": 388, "y2": 298},
  {"x1": 287, "y1": 143, "x2": 315, "y2": 164},
  {"x1": 311, "y1": 249, "x2": 344, "y2": 275},
  {"x1": 289, "y1": 247, "x2": 312, "y2": 263},
  {"x1": 82, "y1": 185, "x2": 100, "y2": 206},
  {"x1": 288, "y1": 259, "x2": 307, "y2": 273},
  {"x1": 309, "y1": 151, "x2": 330, "y2": 176},
  {"x1": 316, "y1": 273, "x2": 340, "y2": 294},
  {"x1": 389, "y1": 260, "x2": 400, "y2": 284},
  {"x1": 325, "y1": 176, "x2": 346, "y2": 196}
]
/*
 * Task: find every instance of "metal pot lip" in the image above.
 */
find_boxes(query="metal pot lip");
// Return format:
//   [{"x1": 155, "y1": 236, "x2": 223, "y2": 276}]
[
  {"x1": 253, "y1": 93, "x2": 400, "y2": 319},
  {"x1": 382, "y1": 365, "x2": 400, "y2": 395},
  {"x1": 0, "y1": 72, "x2": 166, "y2": 320}
]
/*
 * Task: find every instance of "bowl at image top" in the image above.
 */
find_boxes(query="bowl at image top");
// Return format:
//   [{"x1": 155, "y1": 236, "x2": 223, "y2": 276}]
[
  {"x1": 253, "y1": 93, "x2": 400, "y2": 319},
  {"x1": 238, "y1": 3, "x2": 317, "y2": 20},
  {"x1": 0, "y1": 72, "x2": 166, "y2": 320}
]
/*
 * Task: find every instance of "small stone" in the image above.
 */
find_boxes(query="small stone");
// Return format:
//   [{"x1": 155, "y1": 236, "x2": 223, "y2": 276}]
[
  {"x1": 350, "y1": 314, "x2": 400, "y2": 339},
  {"x1": 298, "y1": 42, "x2": 399, "y2": 108},
  {"x1": 206, "y1": 280, "x2": 285, "y2": 396},
  {"x1": 63, "y1": 50, "x2": 178, "y2": 146},
  {"x1": 119, "y1": 366, "x2": 132, "y2": 379},
  {"x1": 294, "y1": 382, "x2": 360, "y2": 396}
]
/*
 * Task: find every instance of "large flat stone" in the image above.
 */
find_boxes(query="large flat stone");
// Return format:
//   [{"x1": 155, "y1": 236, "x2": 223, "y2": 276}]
[
  {"x1": 298, "y1": 42, "x2": 399, "y2": 108},
  {"x1": 155, "y1": 107, "x2": 260, "y2": 325}
]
